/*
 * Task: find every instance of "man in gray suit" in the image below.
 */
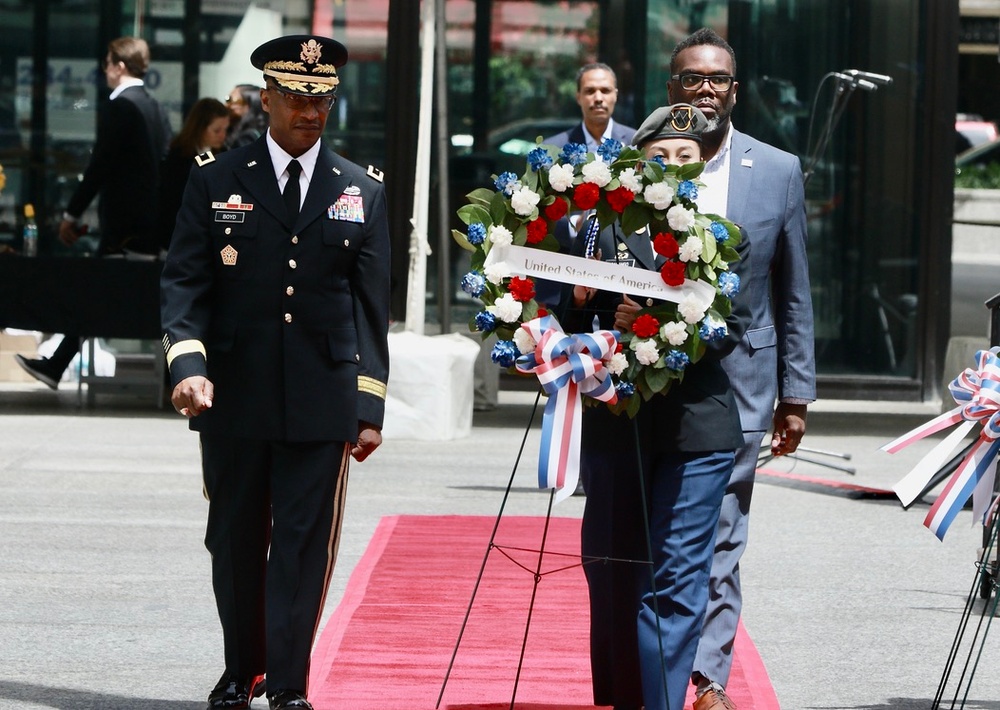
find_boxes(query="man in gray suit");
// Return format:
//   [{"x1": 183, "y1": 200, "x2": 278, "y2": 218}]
[{"x1": 666, "y1": 28, "x2": 816, "y2": 710}]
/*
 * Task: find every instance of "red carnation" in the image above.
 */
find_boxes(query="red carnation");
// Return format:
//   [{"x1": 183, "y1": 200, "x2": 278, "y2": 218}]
[
  {"x1": 525, "y1": 218, "x2": 547, "y2": 244},
  {"x1": 537, "y1": 308, "x2": 548, "y2": 317},
  {"x1": 660, "y1": 260, "x2": 687, "y2": 287},
  {"x1": 606, "y1": 186, "x2": 635, "y2": 213},
  {"x1": 544, "y1": 198, "x2": 569, "y2": 221},
  {"x1": 573, "y1": 183, "x2": 601, "y2": 210},
  {"x1": 508, "y1": 276, "x2": 536, "y2": 302},
  {"x1": 653, "y1": 232, "x2": 679, "y2": 258},
  {"x1": 632, "y1": 313, "x2": 661, "y2": 339}
]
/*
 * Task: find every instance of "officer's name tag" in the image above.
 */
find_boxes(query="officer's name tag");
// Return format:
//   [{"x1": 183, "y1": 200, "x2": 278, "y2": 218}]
[
  {"x1": 608, "y1": 257, "x2": 636, "y2": 267},
  {"x1": 328, "y1": 195, "x2": 365, "y2": 223},
  {"x1": 215, "y1": 211, "x2": 246, "y2": 223}
]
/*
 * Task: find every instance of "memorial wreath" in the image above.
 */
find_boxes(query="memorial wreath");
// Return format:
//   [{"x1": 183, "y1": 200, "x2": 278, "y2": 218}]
[{"x1": 453, "y1": 138, "x2": 742, "y2": 418}]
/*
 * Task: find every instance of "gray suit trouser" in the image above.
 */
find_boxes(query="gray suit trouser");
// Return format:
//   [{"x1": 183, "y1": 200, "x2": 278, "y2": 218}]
[{"x1": 691, "y1": 429, "x2": 767, "y2": 686}]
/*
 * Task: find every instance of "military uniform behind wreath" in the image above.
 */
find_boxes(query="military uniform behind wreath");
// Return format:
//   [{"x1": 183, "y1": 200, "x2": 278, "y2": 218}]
[{"x1": 160, "y1": 35, "x2": 390, "y2": 710}]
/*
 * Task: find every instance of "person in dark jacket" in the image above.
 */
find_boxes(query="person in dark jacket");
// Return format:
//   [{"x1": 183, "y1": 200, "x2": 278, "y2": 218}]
[
  {"x1": 224, "y1": 83, "x2": 269, "y2": 149},
  {"x1": 156, "y1": 97, "x2": 230, "y2": 251},
  {"x1": 560, "y1": 104, "x2": 751, "y2": 710}
]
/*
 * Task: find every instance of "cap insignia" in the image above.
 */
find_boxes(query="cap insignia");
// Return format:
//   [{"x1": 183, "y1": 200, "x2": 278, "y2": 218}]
[{"x1": 301, "y1": 39, "x2": 322, "y2": 64}]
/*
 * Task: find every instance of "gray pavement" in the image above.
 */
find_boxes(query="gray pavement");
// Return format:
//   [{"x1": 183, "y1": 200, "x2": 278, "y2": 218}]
[{"x1": 3, "y1": 383, "x2": 1000, "y2": 709}]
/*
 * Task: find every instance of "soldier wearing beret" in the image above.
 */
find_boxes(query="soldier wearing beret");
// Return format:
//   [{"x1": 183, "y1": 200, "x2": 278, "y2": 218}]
[{"x1": 160, "y1": 34, "x2": 390, "y2": 710}]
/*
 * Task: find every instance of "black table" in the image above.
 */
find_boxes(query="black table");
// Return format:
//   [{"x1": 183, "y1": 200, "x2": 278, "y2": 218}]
[{"x1": 0, "y1": 255, "x2": 162, "y2": 338}]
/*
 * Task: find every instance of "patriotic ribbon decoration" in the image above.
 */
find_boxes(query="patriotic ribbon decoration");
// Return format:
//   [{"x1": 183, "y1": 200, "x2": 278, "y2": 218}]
[
  {"x1": 515, "y1": 314, "x2": 619, "y2": 503},
  {"x1": 885, "y1": 347, "x2": 1000, "y2": 539}
]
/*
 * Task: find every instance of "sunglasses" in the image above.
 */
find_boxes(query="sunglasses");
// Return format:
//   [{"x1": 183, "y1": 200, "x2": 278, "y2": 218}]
[{"x1": 268, "y1": 85, "x2": 335, "y2": 112}]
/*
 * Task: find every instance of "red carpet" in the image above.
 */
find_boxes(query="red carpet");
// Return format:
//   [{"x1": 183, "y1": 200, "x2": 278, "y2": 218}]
[{"x1": 310, "y1": 515, "x2": 779, "y2": 709}]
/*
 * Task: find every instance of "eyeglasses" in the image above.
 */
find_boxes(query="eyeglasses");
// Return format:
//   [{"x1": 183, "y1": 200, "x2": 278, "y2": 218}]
[
  {"x1": 268, "y1": 86, "x2": 335, "y2": 112},
  {"x1": 672, "y1": 73, "x2": 735, "y2": 91}
]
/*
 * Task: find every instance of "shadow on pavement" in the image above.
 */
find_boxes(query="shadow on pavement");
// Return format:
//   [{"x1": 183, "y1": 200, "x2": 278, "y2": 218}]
[
  {"x1": 0, "y1": 680, "x2": 203, "y2": 709},
  {"x1": 813, "y1": 700, "x2": 1000, "y2": 710}
]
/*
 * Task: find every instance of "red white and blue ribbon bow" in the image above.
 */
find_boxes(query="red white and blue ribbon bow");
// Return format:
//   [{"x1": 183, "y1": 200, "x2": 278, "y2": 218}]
[
  {"x1": 885, "y1": 347, "x2": 1000, "y2": 539},
  {"x1": 515, "y1": 314, "x2": 619, "y2": 502}
]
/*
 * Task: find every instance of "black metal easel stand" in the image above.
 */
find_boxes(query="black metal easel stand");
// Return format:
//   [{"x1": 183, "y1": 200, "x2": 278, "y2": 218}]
[
  {"x1": 932, "y1": 509, "x2": 1000, "y2": 709},
  {"x1": 435, "y1": 391, "x2": 675, "y2": 710}
]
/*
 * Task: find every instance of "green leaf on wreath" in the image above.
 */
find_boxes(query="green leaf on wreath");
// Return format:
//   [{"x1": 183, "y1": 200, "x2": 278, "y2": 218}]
[
  {"x1": 523, "y1": 168, "x2": 540, "y2": 192},
  {"x1": 621, "y1": 203, "x2": 653, "y2": 236},
  {"x1": 457, "y1": 203, "x2": 492, "y2": 227},
  {"x1": 595, "y1": 199, "x2": 618, "y2": 231},
  {"x1": 490, "y1": 190, "x2": 510, "y2": 225},
  {"x1": 702, "y1": 228, "x2": 717, "y2": 262},
  {"x1": 466, "y1": 188, "x2": 495, "y2": 206},
  {"x1": 451, "y1": 228, "x2": 476, "y2": 252},
  {"x1": 644, "y1": 363, "x2": 671, "y2": 394},
  {"x1": 676, "y1": 161, "x2": 705, "y2": 181},
  {"x1": 719, "y1": 245, "x2": 741, "y2": 263}
]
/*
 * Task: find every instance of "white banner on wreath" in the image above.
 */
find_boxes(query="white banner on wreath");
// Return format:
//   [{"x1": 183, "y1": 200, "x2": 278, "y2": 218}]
[{"x1": 484, "y1": 242, "x2": 716, "y2": 306}]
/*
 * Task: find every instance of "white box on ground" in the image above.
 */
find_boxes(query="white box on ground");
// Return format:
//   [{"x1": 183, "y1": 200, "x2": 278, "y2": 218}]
[{"x1": 382, "y1": 331, "x2": 481, "y2": 440}]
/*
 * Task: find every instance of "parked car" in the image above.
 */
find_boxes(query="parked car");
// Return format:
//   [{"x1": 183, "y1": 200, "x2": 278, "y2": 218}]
[{"x1": 956, "y1": 114, "x2": 998, "y2": 153}]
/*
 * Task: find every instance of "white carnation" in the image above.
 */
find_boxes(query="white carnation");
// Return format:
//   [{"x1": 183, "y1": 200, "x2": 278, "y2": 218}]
[
  {"x1": 484, "y1": 261, "x2": 511, "y2": 284},
  {"x1": 488, "y1": 292, "x2": 523, "y2": 323},
  {"x1": 488, "y1": 224, "x2": 514, "y2": 246},
  {"x1": 618, "y1": 167, "x2": 642, "y2": 193},
  {"x1": 582, "y1": 159, "x2": 612, "y2": 187},
  {"x1": 660, "y1": 321, "x2": 689, "y2": 346},
  {"x1": 667, "y1": 204, "x2": 695, "y2": 231},
  {"x1": 633, "y1": 339, "x2": 661, "y2": 366},
  {"x1": 513, "y1": 327, "x2": 537, "y2": 354},
  {"x1": 510, "y1": 186, "x2": 541, "y2": 217},
  {"x1": 678, "y1": 235, "x2": 703, "y2": 262},
  {"x1": 606, "y1": 351, "x2": 628, "y2": 376},
  {"x1": 678, "y1": 293, "x2": 709, "y2": 324},
  {"x1": 643, "y1": 182, "x2": 675, "y2": 210},
  {"x1": 548, "y1": 163, "x2": 576, "y2": 192}
]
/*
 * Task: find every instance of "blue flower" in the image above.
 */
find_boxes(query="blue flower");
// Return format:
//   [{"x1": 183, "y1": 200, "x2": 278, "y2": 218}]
[
  {"x1": 597, "y1": 138, "x2": 623, "y2": 162},
  {"x1": 527, "y1": 147, "x2": 553, "y2": 172},
  {"x1": 710, "y1": 221, "x2": 729, "y2": 243},
  {"x1": 494, "y1": 172, "x2": 519, "y2": 195},
  {"x1": 677, "y1": 180, "x2": 698, "y2": 200},
  {"x1": 615, "y1": 380, "x2": 636, "y2": 397},
  {"x1": 559, "y1": 142, "x2": 588, "y2": 166},
  {"x1": 461, "y1": 271, "x2": 486, "y2": 298},
  {"x1": 650, "y1": 155, "x2": 667, "y2": 168},
  {"x1": 475, "y1": 310, "x2": 497, "y2": 333},
  {"x1": 665, "y1": 350, "x2": 690, "y2": 371},
  {"x1": 698, "y1": 316, "x2": 728, "y2": 342},
  {"x1": 718, "y1": 271, "x2": 740, "y2": 298},
  {"x1": 467, "y1": 222, "x2": 486, "y2": 246},
  {"x1": 491, "y1": 339, "x2": 518, "y2": 367}
]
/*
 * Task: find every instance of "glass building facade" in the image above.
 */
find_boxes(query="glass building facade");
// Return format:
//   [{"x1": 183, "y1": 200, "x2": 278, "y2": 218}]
[{"x1": 0, "y1": 0, "x2": 957, "y2": 401}]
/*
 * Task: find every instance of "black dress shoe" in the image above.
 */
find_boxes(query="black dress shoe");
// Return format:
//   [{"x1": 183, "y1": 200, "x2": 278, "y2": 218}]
[
  {"x1": 268, "y1": 689, "x2": 313, "y2": 709},
  {"x1": 206, "y1": 672, "x2": 266, "y2": 709}
]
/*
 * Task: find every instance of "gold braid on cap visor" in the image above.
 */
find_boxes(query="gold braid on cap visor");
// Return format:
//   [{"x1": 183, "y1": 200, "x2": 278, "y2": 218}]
[{"x1": 264, "y1": 61, "x2": 340, "y2": 94}]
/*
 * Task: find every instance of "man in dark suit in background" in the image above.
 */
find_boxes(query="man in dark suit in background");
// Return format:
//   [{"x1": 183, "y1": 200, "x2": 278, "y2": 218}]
[
  {"x1": 667, "y1": 29, "x2": 816, "y2": 710},
  {"x1": 160, "y1": 34, "x2": 390, "y2": 710},
  {"x1": 15, "y1": 36, "x2": 172, "y2": 390},
  {"x1": 535, "y1": 63, "x2": 637, "y2": 312}
]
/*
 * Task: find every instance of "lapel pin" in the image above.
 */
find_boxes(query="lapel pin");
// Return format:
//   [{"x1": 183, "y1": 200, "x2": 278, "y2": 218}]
[
  {"x1": 741, "y1": 158, "x2": 753, "y2": 167},
  {"x1": 220, "y1": 245, "x2": 238, "y2": 266}
]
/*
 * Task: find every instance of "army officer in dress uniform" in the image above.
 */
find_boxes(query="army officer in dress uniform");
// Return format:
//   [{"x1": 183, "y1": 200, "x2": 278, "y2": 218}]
[{"x1": 160, "y1": 35, "x2": 390, "y2": 710}]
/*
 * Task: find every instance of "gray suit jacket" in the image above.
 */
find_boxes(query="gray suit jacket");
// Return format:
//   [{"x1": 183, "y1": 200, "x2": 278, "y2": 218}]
[{"x1": 723, "y1": 128, "x2": 816, "y2": 431}]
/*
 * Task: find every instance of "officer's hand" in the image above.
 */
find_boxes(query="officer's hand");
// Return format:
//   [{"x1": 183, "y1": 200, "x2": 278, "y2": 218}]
[
  {"x1": 352, "y1": 424, "x2": 382, "y2": 462},
  {"x1": 172, "y1": 376, "x2": 214, "y2": 418},
  {"x1": 614, "y1": 294, "x2": 641, "y2": 333},
  {"x1": 771, "y1": 402, "x2": 807, "y2": 456}
]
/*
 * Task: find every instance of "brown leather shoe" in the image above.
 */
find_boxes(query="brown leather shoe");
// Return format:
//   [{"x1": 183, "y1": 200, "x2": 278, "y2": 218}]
[{"x1": 693, "y1": 681, "x2": 737, "y2": 710}]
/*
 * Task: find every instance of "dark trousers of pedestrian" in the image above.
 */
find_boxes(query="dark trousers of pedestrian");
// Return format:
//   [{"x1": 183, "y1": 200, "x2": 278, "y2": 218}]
[{"x1": 200, "y1": 435, "x2": 350, "y2": 694}]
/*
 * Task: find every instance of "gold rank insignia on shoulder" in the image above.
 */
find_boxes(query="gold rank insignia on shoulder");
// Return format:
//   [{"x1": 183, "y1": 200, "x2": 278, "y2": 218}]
[
  {"x1": 366, "y1": 165, "x2": 384, "y2": 183},
  {"x1": 195, "y1": 150, "x2": 215, "y2": 167},
  {"x1": 220, "y1": 244, "x2": 238, "y2": 266}
]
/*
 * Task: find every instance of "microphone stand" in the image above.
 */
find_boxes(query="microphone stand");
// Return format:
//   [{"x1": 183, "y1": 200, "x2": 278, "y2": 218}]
[{"x1": 802, "y1": 72, "x2": 859, "y2": 187}]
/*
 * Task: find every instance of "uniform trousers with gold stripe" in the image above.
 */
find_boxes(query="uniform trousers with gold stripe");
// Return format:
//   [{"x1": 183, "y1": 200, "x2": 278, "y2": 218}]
[{"x1": 200, "y1": 434, "x2": 351, "y2": 694}]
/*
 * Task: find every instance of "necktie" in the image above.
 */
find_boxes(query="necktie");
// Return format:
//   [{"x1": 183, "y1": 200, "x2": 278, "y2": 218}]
[{"x1": 283, "y1": 159, "x2": 302, "y2": 225}]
